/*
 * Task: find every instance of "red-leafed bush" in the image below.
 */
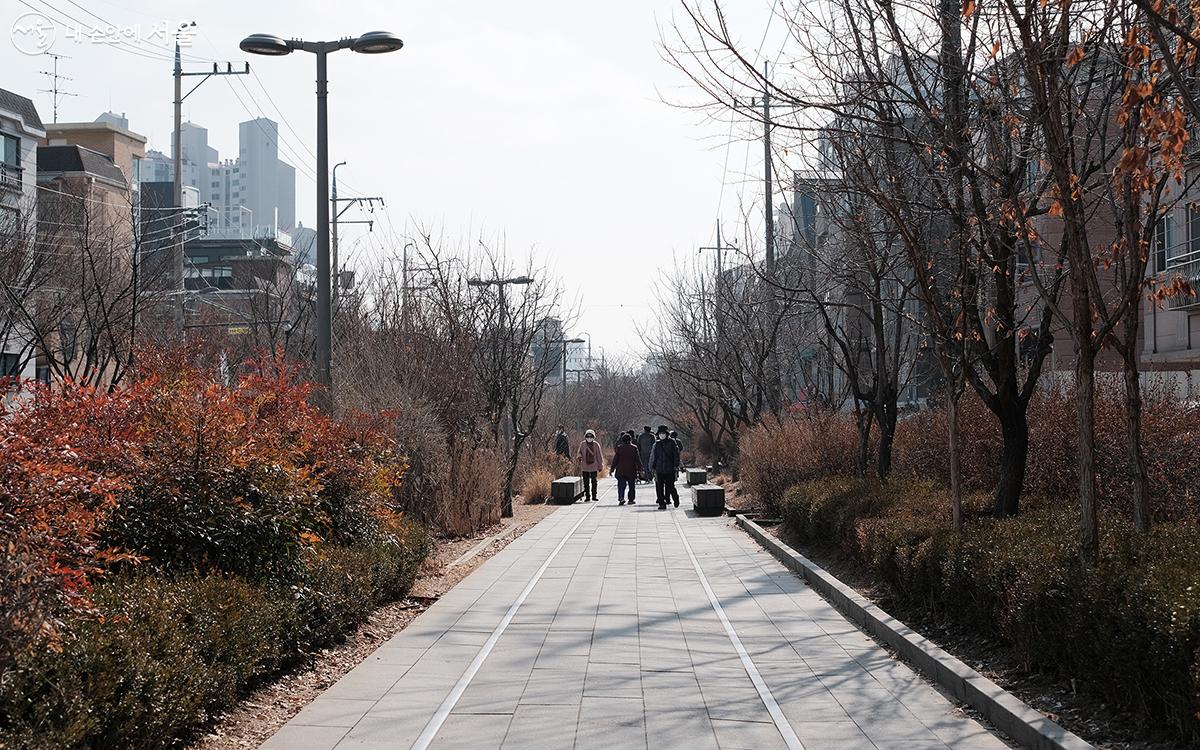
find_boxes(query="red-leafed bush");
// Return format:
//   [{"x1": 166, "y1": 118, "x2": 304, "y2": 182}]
[
  {"x1": 0, "y1": 349, "x2": 419, "y2": 674},
  {"x1": 0, "y1": 384, "x2": 142, "y2": 674},
  {"x1": 0, "y1": 349, "x2": 429, "y2": 748}
]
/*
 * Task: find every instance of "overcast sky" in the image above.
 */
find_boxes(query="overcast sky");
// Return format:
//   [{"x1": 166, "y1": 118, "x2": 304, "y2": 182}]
[{"x1": 4, "y1": 0, "x2": 783, "y2": 362}]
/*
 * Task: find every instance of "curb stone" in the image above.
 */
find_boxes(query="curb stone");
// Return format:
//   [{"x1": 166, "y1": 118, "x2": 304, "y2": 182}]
[{"x1": 735, "y1": 514, "x2": 1095, "y2": 750}]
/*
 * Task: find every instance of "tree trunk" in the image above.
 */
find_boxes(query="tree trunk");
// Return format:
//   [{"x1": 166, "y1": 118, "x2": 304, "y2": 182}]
[
  {"x1": 993, "y1": 404, "x2": 1028, "y2": 517},
  {"x1": 1123, "y1": 361, "x2": 1151, "y2": 532},
  {"x1": 1076, "y1": 350, "x2": 1099, "y2": 565},
  {"x1": 854, "y1": 402, "x2": 873, "y2": 477},
  {"x1": 876, "y1": 403, "x2": 896, "y2": 480},
  {"x1": 948, "y1": 391, "x2": 963, "y2": 531}
]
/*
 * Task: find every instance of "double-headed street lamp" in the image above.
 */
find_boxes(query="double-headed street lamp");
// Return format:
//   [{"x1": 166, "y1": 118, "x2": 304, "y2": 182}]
[
  {"x1": 240, "y1": 30, "x2": 404, "y2": 404},
  {"x1": 467, "y1": 275, "x2": 534, "y2": 334},
  {"x1": 549, "y1": 337, "x2": 585, "y2": 395}
]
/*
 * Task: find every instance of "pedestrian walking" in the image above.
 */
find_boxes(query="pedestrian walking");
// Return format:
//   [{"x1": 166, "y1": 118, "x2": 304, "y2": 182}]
[
  {"x1": 636, "y1": 426, "x2": 655, "y2": 483},
  {"x1": 554, "y1": 425, "x2": 570, "y2": 459},
  {"x1": 611, "y1": 433, "x2": 640, "y2": 505},
  {"x1": 669, "y1": 430, "x2": 683, "y2": 459},
  {"x1": 649, "y1": 425, "x2": 681, "y2": 509},
  {"x1": 574, "y1": 429, "x2": 604, "y2": 502}
]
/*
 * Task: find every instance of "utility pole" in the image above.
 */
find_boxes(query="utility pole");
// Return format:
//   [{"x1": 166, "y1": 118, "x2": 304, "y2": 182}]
[
  {"x1": 173, "y1": 23, "x2": 248, "y2": 315},
  {"x1": 330, "y1": 162, "x2": 382, "y2": 305},
  {"x1": 762, "y1": 60, "x2": 775, "y2": 274},
  {"x1": 700, "y1": 221, "x2": 735, "y2": 348},
  {"x1": 38, "y1": 52, "x2": 76, "y2": 122},
  {"x1": 751, "y1": 62, "x2": 781, "y2": 412}
]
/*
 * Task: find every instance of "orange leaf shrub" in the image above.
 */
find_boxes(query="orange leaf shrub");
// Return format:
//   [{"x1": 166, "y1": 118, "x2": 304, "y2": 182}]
[{"x1": 0, "y1": 349, "x2": 416, "y2": 672}]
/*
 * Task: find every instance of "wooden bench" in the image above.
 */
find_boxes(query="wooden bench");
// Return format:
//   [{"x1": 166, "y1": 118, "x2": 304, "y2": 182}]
[
  {"x1": 692, "y1": 483, "x2": 725, "y2": 517},
  {"x1": 551, "y1": 476, "x2": 585, "y2": 504},
  {"x1": 686, "y1": 468, "x2": 707, "y2": 486}
]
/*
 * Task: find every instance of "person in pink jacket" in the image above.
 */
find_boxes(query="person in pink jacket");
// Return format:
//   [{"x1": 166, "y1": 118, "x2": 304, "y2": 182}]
[{"x1": 574, "y1": 429, "x2": 604, "y2": 502}]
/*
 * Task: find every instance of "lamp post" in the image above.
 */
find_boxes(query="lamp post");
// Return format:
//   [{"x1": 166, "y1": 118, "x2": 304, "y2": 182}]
[
  {"x1": 240, "y1": 31, "x2": 404, "y2": 406},
  {"x1": 550, "y1": 337, "x2": 585, "y2": 395},
  {"x1": 466, "y1": 275, "x2": 534, "y2": 335},
  {"x1": 580, "y1": 331, "x2": 592, "y2": 374}
]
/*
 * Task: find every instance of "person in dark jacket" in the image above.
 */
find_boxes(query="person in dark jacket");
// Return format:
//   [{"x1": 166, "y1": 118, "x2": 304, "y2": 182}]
[
  {"x1": 554, "y1": 425, "x2": 570, "y2": 459},
  {"x1": 649, "y1": 425, "x2": 681, "y2": 509},
  {"x1": 610, "y1": 433, "x2": 640, "y2": 505},
  {"x1": 669, "y1": 430, "x2": 683, "y2": 460},
  {"x1": 636, "y1": 426, "x2": 655, "y2": 483}
]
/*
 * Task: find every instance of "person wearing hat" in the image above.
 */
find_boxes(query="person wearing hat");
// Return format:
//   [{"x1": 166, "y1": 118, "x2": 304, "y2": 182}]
[
  {"x1": 636, "y1": 426, "x2": 655, "y2": 484},
  {"x1": 574, "y1": 428, "x2": 604, "y2": 502},
  {"x1": 649, "y1": 425, "x2": 681, "y2": 509}
]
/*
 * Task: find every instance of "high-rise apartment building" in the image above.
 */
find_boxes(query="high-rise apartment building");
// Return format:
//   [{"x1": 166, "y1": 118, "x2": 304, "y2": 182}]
[{"x1": 156, "y1": 116, "x2": 295, "y2": 238}]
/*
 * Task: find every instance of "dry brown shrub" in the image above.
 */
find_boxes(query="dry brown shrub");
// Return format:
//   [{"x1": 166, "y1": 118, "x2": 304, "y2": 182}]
[{"x1": 519, "y1": 467, "x2": 555, "y2": 504}]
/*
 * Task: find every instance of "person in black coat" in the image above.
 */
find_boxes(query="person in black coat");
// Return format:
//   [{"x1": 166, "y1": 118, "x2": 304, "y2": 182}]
[
  {"x1": 554, "y1": 425, "x2": 570, "y2": 459},
  {"x1": 636, "y1": 426, "x2": 655, "y2": 483},
  {"x1": 649, "y1": 425, "x2": 681, "y2": 509}
]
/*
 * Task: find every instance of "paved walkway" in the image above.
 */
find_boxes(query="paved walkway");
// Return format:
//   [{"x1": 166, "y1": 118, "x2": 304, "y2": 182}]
[{"x1": 263, "y1": 478, "x2": 1008, "y2": 749}]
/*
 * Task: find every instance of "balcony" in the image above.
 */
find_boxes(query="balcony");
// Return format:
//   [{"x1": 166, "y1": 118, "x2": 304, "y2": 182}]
[
  {"x1": 0, "y1": 162, "x2": 22, "y2": 192},
  {"x1": 1165, "y1": 252, "x2": 1200, "y2": 311}
]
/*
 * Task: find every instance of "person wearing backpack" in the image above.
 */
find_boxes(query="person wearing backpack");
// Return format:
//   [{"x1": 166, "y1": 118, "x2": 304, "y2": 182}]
[
  {"x1": 610, "y1": 432, "x2": 640, "y2": 506},
  {"x1": 574, "y1": 429, "x2": 604, "y2": 502},
  {"x1": 649, "y1": 425, "x2": 681, "y2": 509}
]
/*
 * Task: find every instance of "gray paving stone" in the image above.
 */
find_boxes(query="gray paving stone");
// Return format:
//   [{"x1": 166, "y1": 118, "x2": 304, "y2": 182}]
[
  {"x1": 520, "y1": 667, "x2": 587, "y2": 705},
  {"x1": 289, "y1": 698, "x2": 374, "y2": 728},
  {"x1": 500, "y1": 704, "x2": 580, "y2": 749},
  {"x1": 575, "y1": 696, "x2": 647, "y2": 749},
  {"x1": 260, "y1": 724, "x2": 348, "y2": 750},
  {"x1": 645, "y1": 707, "x2": 720, "y2": 749},
  {"x1": 584, "y1": 662, "x2": 643, "y2": 698},
  {"x1": 428, "y1": 712, "x2": 513, "y2": 748},
  {"x1": 710, "y1": 718, "x2": 788, "y2": 749}
]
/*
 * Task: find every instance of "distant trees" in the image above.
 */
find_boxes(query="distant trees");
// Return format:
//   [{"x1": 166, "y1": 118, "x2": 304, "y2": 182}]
[{"x1": 337, "y1": 231, "x2": 570, "y2": 526}]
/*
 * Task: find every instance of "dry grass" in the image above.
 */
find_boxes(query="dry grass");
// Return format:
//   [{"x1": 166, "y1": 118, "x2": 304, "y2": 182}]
[{"x1": 519, "y1": 467, "x2": 555, "y2": 505}]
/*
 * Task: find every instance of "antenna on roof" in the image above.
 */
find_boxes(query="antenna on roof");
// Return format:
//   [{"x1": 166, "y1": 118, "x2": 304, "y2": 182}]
[{"x1": 38, "y1": 52, "x2": 77, "y2": 122}]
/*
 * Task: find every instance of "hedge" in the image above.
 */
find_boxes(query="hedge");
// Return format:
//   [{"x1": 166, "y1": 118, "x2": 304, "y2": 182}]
[
  {"x1": 0, "y1": 525, "x2": 427, "y2": 749},
  {"x1": 780, "y1": 478, "x2": 1200, "y2": 741}
]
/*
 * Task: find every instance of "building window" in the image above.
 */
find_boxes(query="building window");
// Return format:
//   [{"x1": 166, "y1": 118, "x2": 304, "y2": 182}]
[
  {"x1": 1, "y1": 133, "x2": 20, "y2": 188},
  {"x1": 1189, "y1": 205, "x2": 1200, "y2": 261},
  {"x1": 1156, "y1": 214, "x2": 1175, "y2": 272},
  {"x1": 0, "y1": 352, "x2": 20, "y2": 378}
]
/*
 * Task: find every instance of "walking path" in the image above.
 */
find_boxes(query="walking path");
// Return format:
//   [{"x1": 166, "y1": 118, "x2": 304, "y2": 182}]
[{"x1": 263, "y1": 478, "x2": 1008, "y2": 749}]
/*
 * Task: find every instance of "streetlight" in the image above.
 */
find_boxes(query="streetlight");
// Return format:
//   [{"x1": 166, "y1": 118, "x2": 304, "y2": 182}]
[
  {"x1": 467, "y1": 275, "x2": 534, "y2": 334},
  {"x1": 549, "y1": 337, "x2": 585, "y2": 395},
  {"x1": 240, "y1": 30, "x2": 404, "y2": 405},
  {"x1": 579, "y1": 331, "x2": 592, "y2": 374}
]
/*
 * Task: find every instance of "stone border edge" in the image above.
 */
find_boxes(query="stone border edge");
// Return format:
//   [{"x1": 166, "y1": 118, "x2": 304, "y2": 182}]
[{"x1": 734, "y1": 514, "x2": 1095, "y2": 750}]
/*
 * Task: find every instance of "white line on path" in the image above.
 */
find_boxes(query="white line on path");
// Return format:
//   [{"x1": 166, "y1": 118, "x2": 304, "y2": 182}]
[
  {"x1": 670, "y1": 508, "x2": 806, "y2": 750},
  {"x1": 410, "y1": 489, "x2": 604, "y2": 749}
]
